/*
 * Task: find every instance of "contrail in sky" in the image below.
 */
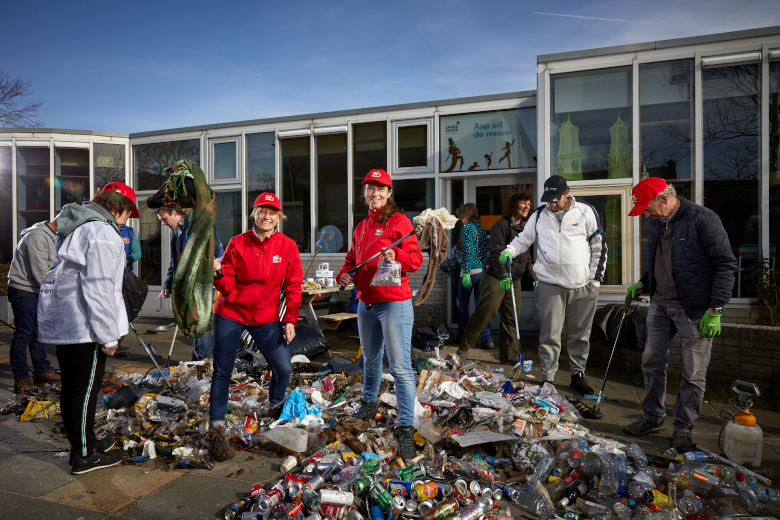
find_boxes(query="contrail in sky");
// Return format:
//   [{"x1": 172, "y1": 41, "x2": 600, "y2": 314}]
[{"x1": 532, "y1": 12, "x2": 728, "y2": 31}]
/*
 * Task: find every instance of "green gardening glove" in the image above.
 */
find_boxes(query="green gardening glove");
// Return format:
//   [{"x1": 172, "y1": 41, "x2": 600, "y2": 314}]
[
  {"x1": 500, "y1": 277, "x2": 512, "y2": 291},
  {"x1": 533, "y1": 281, "x2": 539, "y2": 289},
  {"x1": 699, "y1": 312, "x2": 721, "y2": 337},
  {"x1": 627, "y1": 281, "x2": 644, "y2": 299},
  {"x1": 462, "y1": 273, "x2": 472, "y2": 289},
  {"x1": 499, "y1": 248, "x2": 513, "y2": 267}
]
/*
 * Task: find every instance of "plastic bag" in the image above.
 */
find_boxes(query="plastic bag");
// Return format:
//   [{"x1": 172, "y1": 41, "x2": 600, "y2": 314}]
[
  {"x1": 370, "y1": 259, "x2": 402, "y2": 286},
  {"x1": 122, "y1": 265, "x2": 149, "y2": 323},
  {"x1": 279, "y1": 389, "x2": 322, "y2": 421}
]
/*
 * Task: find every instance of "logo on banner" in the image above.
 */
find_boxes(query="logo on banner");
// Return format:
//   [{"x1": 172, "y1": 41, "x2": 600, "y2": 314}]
[
  {"x1": 273, "y1": 255, "x2": 282, "y2": 263},
  {"x1": 445, "y1": 121, "x2": 460, "y2": 133}
]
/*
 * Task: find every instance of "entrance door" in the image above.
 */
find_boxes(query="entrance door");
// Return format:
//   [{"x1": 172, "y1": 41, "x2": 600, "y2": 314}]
[
  {"x1": 135, "y1": 201, "x2": 171, "y2": 318},
  {"x1": 467, "y1": 175, "x2": 539, "y2": 331}
]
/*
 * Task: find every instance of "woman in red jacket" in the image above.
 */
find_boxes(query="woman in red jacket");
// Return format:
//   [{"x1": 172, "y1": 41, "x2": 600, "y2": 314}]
[
  {"x1": 209, "y1": 193, "x2": 302, "y2": 459},
  {"x1": 336, "y1": 170, "x2": 423, "y2": 459}
]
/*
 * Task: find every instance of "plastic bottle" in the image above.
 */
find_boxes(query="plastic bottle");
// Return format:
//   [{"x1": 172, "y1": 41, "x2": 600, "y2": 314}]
[
  {"x1": 559, "y1": 479, "x2": 589, "y2": 507},
  {"x1": 528, "y1": 455, "x2": 556, "y2": 486},
  {"x1": 580, "y1": 451, "x2": 605, "y2": 478},
  {"x1": 735, "y1": 473, "x2": 762, "y2": 514},
  {"x1": 678, "y1": 493, "x2": 704, "y2": 516},
  {"x1": 586, "y1": 490, "x2": 632, "y2": 520},
  {"x1": 625, "y1": 442, "x2": 648, "y2": 468},
  {"x1": 545, "y1": 476, "x2": 575, "y2": 503},
  {"x1": 627, "y1": 481, "x2": 654, "y2": 501},
  {"x1": 574, "y1": 497, "x2": 611, "y2": 515},
  {"x1": 682, "y1": 451, "x2": 709, "y2": 462},
  {"x1": 511, "y1": 486, "x2": 555, "y2": 518},
  {"x1": 675, "y1": 464, "x2": 720, "y2": 487},
  {"x1": 599, "y1": 469, "x2": 618, "y2": 496},
  {"x1": 611, "y1": 452, "x2": 628, "y2": 496},
  {"x1": 567, "y1": 449, "x2": 584, "y2": 468}
]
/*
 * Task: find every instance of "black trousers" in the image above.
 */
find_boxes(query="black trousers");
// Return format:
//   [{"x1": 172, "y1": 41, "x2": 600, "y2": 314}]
[{"x1": 56, "y1": 343, "x2": 106, "y2": 458}]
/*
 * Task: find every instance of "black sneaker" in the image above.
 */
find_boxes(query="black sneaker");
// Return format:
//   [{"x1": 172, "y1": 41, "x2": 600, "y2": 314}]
[
  {"x1": 352, "y1": 400, "x2": 377, "y2": 421},
  {"x1": 395, "y1": 425, "x2": 417, "y2": 459},
  {"x1": 624, "y1": 418, "x2": 665, "y2": 436},
  {"x1": 69, "y1": 438, "x2": 117, "y2": 466},
  {"x1": 570, "y1": 373, "x2": 594, "y2": 396},
  {"x1": 671, "y1": 431, "x2": 695, "y2": 453},
  {"x1": 71, "y1": 450, "x2": 124, "y2": 475}
]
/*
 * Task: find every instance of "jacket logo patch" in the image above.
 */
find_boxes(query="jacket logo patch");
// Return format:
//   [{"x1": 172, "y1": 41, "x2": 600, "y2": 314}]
[
  {"x1": 273, "y1": 255, "x2": 282, "y2": 263},
  {"x1": 375, "y1": 229, "x2": 383, "y2": 236}
]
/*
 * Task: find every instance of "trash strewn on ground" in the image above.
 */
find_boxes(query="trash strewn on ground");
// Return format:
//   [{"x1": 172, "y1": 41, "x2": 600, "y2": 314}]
[{"x1": 4, "y1": 349, "x2": 780, "y2": 520}]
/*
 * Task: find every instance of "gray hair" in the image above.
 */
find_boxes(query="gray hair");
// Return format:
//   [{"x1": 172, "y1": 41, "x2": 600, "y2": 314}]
[
  {"x1": 654, "y1": 184, "x2": 677, "y2": 201},
  {"x1": 252, "y1": 206, "x2": 287, "y2": 222}
]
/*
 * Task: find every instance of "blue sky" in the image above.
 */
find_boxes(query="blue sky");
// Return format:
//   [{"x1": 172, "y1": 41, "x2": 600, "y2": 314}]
[{"x1": 2, "y1": 0, "x2": 778, "y2": 134}]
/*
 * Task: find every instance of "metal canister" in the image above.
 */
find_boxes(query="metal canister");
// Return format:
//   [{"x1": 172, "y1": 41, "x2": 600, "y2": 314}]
[
  {"x1": 454, "y1": 479, "x2": 468, "y2": 493},
  {"x1": 350, "y1": 476, "x2": 373, "y2": 496},
  {"x1": 306, "y1": 474, "x2": 326, "y2": 492},
  {"x1": 422, "y1": 497, "x2": 459, "y2": 520},
  {"x1": 476, "y1": 496, "x2": 493, "y2": 512},
  {"x1": 256, "y1": 489, "x2": 282, "y2": 512},
  {"x1": 391, "y1": 495, "x2": 406, "y2": 512},
  {"x1": 417, "y1": 500, "x2": 434, "y2": 513},
  {"x1": 435, "y1": 482, "x2": 453, "y2": 497},
  {"x1": 387, "y1": 480, "x2": 413, "y2": 497},
  {"x1": 287, "y1": 481, "x2": 303, "y2": 499},
  {"x1": 468, "y1": 480, "x2": 483, "y2": 496},
  {"x1": 319, "y1": 489, "x2": 355, "y2": 506},
  {"x1": 411, "y1": 481, "x2": 439, "y2": 502},
  {"x1": 491, "y1": 483, "x2": 515, "y2": 502},
  {"x1": 450, "y1": 486, "x2": 476, "y2": 506},
  {"x1": 249, "y1": 485, "x2": 265, "y2": 500},
  {"x1": 320, "y1": 503, "x2": 348, "y2": 519},
  {"x1": 405, "y1": 499, "x2": 418, "y2": 513},
  {"x1": 452, "y1": 504, "x2": 485, "y2": 520},
  {"x1": 489, "y1": 486, "x2": 503, "y2": 501},
  {"x1": 479, "y1": 484, "x2": 493, "y2": 498},
  {"x1": 278, "y1": 499, "x2": 304, "y2": 516},
  {"x1": 301, "y1": 488, "x2": 320, "y2": 510},
  {"x1": 223, "y1": 498, "x2": 252, "y2": 520},
  {"x1": 368, "y1": 480, "x2": 393, "y2": 511},
  {"x1": 395, "y1": 462, "x2": 426, "y2": 482}
]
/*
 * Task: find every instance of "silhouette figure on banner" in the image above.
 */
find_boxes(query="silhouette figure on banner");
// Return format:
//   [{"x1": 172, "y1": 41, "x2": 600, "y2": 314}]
[
  {"x1": 444, "y1": 138, "x2": 464, "y2": 172},
  {"x1": 498, "y1": 139, "x2": 516, "y2": 169},
  {"x1": 484, "y1": 152, "x2": 493, "y2": 169},
  {"x1": 468, "y1": 162, "x2": 479, "y2": 171}
]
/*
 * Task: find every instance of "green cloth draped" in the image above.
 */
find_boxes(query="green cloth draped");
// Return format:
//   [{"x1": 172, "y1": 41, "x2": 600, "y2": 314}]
[{"x1": 167, "y1": 160, "x2": 216, "y2": 339}]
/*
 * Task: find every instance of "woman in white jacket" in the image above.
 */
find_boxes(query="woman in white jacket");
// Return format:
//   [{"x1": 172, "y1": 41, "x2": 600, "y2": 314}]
[{"x1": 38, "y1": 182, "x2": 139, "y2": 475}]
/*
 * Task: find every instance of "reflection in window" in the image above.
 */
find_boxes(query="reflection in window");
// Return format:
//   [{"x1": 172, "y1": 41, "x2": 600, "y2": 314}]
[
  {"x1": 213, "y1": 142, "x2": 237, "y2": 180},
  {"x1": 55, "y1": 148, "x2": 89, "y2": 210},
  {"x1": 246, "y1": 132, "x2": 276, "y2": 229},
  {"x1": 134, "y1": 139, "x2": 200, "y2": 192},
  {"x1": 94, "y1": 143, "x2": 126, "y2": 188},
  {"x1": 639, "y1": 60, "x2": 694, "y2": 275},
  {"x1": 138, "y1": 201, "x2": 162, "y2": 286},
  {"x1": 576, "y1": 194, "x2": 622, "y2": 286},
  {"x1": 0, "y1": 147, "x2": 12, "y2": 263},
  {"x1": 769, "y1": 62, "x2": 780, "y2": 262},
  {"x1": 551, "y1": 67, "x2": 632, "y2": 181},
  {"x1": 393, "y1": 178, "x2": 435, "y2": 225},
  {"x1": 315, "y1": 133, "x2": 348, "y2": 253},
  {"x1": 398, "y1": 125, "x2": 427, "y2": 169},
  {"x1": 702, "y1": 63, "x2": 761, "y2": 298},
  {"x1": 17, "y1": 148, "x2": 50, "y2": 230},
  {"x1": 281, "y1": 137, "x2": 311, "y2": 253},
  {"x1": 440, "y1": 108, "x2": 536, "y2": 173},
  {"x1": 214, "y1": 190, "x2": 242, "y2": 246},
  {"x1": 353, "y1": 123, "x2": 387, "y2": 227}
]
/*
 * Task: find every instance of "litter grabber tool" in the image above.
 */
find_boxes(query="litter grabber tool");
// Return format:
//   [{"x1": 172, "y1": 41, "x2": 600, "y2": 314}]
[
  {"x1": 347, "y1": 231, "x2": 415, "y2": 275},
  {"x1": 505, "y1": 258, "x2": 523, "y2": 365},
  {"x1": 166, "y1": 325, "x2": 178, "y2": 368},
  {"x1": 128, "y1": 323, "x2": 173, "y2": 388}
]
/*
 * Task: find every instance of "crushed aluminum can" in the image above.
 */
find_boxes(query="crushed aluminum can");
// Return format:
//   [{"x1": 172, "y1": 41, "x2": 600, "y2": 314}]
[
  {"x1": 405, "y1": 499, "x2": 418, "y2": 513},
  {"x1": 469, "y1": 480, "x2": 483, "y2": 496},
  {"x1": 391, "y1": 495, "x2": 406, "y2": 511},
  {"x1": 417, "y1": 500, "x2": 434, "y2": 513},
  {"x1": 489, "y1": 485, "x2": 503, "y2": 501},
  {"x1": 476, "y1": 496, "x2": 494, "y2": 511}
]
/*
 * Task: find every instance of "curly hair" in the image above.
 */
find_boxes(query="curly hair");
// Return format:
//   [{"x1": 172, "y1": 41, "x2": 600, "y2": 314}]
[
  {"x1": 91, "y1": 188, "x2": 136, "y2": 217},
  {"x1": 504, "y1": 191, "x2": 534, "y2": 221}
]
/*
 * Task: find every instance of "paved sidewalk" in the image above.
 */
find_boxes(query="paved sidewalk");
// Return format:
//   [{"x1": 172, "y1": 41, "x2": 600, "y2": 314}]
[{"x1": 0, "y1": 319, "x2": 779, "y2": 519}]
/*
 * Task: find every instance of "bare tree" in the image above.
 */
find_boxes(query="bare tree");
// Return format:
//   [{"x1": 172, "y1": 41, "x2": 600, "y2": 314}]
[{"x1": 0, "y1": 71, "x2": 45, "y2": 127}]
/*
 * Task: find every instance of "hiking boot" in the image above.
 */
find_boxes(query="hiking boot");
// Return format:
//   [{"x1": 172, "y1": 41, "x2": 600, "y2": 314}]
[
  {"x1": 395, "y1": 425, "x2": 417, "y2": 459},
  {"x1": 478, "y1": 341, "x2": 494, "y2": 350},
  {"x1": 14, "y1": 378, "x2": 35, "y2": 394},
  {"x1": 671, "y1": 431, "x2": 695, "y2": 453},
  {"x1": 34, "y1": 369, "x2": 61, "y2": 384},
  {"x1": 624, "y1": 418, "x2": 665, "y2": 436},
  {"x1": 268, "y1": 402, "x2": 284, "y2": 421},
  {"x1": 205, "y1": 425, "x2": 235, "y2": 462},
  {"x1": 71, "y1": 450, "x2": 124, "y2": 475},
  {"x1": 570, "y1": 373, "x2": 594, "y2": 396},
  {"x1": 352, "y1": 400, "x2": 378, "y2": 421}
]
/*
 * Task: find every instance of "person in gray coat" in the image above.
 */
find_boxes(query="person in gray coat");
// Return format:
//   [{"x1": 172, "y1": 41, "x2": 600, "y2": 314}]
[{"x1": 7, "y1": 220, "x2": 62, "y2": 393}]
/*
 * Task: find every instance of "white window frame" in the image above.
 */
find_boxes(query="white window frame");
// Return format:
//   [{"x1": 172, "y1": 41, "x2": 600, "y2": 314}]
[
  {"x1": 209, "y1": 136, "x2": 241, "y2": 185},
  {"x1": 392, "y1": 118, "x2": 433, "y2": 174}
]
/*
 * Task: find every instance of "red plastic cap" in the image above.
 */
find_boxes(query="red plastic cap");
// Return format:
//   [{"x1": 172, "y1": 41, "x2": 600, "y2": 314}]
[
  {"x1": 628, "y1": 177, "x2": 668, "y2": 216},
  {"x1": 253, "y1": 192, "x2": 281, "y2": 211},
  {"x1": 102, "y1": 182, "x2": 140, "y2": 218},
  {"x1": 361, "y1": 169, "x2": 392, "y2": 187},
  {"x1": 737, "y1": 473, "x2": 745, "y2": 481}
]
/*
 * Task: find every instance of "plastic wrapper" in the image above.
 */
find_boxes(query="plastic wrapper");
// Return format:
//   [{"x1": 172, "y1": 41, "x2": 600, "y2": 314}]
[
  {"x1": 370, "y1": 259, "x2": 402, "y2": 286},
  {"x1": 511, "y1": 439, "x2": 550, "y2": 471}
]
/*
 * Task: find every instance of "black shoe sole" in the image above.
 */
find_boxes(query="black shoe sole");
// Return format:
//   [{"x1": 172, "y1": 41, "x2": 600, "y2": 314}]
[{"x1": 71, "y1": 458, "x2": 123, "y2": 474}]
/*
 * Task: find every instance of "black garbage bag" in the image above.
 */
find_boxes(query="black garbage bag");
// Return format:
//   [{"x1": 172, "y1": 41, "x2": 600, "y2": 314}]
[
  {"x1": 237, "y1": 324, "x2": 331, "y2": 360},
  {"x1": 438, "y1": 257, "x2": 460, "y2": 278},
  {"x1": 412, "y1": 323, "x2": 450, "y2": 352},
  {"x1": 591, "y1": 303, "x2": 649, "y2": 351},
  {"x1": 122, "y1": 265, "x2": 149, "y2": 323}
]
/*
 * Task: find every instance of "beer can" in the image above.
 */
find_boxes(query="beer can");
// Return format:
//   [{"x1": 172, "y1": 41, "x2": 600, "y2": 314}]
[
  {"x1": 479, "y1": 484, "x2": 493, "y2": 498},
  {"x1": 319, "y1": 488, "x2": 355, "y2": 506},
  {"x1": 391, "y1": 495, "x2": 406, "y2": 511},
  {"x1": 387, "y1": 480, "x2": 413, "y2": 497},
  {"x1": 489, "y1": 485, "x2": 503, "y2": 501},
  {"x1": 468, "y1": 480, "x2": 483, "y2": 496},
  {"x1": 411, "y1": 481, "x2": 439, "y2": 502},
  {"x1": 397, "y1": 462, "x2": 426, "y2": 481},
  {"x1": 306, "y1": 474, "x2": 325, "y2": 492},
  {"x1": 422, "y1": 497, "x2": 458, "y2": 520},
  {"x1": 417, "y1": 500, "x2": 434, "y2": 513},
  {"x1": 368, "y1": 481, "x2": 393, "y2": 511},
  {"x1": 320, "y1": 503, "x2": 348, "y2": 519},
  {"x1": 476, "y1": 496, "x2": 494, "y2": 511},
  {"x1": 450, "y1": 486, "x2": 476, "y2": 506},
  {"x1": 491, "y1": 483, "x2": 514, "y2": 502},
  {"x1": 350, "y1": 476, "x2": 373, "y2": 496},
  {"x1": 317, "y1": 461, "x2": 332, "y2": 472},
  {"x1": 405, "y1": 499, "x2": 418, "y2": 512},
  {"x1": 279, "y1": 499, "x2": 304, "y2": 516},
  {"x1": 455, "y1": 504, "x2": 485, "y2": 520},
  {"x1": 257, "y1": 489, "x2": 282, "y2": 512},
  {"x1": 435, "y1": 482, "x2": 453, "y2": 497},
  {"x1": 454, "y1": 479, "x2": 469, "y2": 493}
]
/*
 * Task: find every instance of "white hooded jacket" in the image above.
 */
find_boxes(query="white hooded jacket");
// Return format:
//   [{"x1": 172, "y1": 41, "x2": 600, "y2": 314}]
[
  {"x1": 38, "y1": 220, "x2": 128, "y2": 347},
  {"x1": 506, "y1": 197, "x2": 607, "y2": 290}
]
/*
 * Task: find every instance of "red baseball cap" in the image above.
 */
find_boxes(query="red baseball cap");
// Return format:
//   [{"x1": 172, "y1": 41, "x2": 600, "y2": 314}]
[
  {"x1": 102, "y1": 182, "x2": 140, "y2": 218},
  {"x1": 361, "y1": 169, "x2": 392, "y2": 188},
  {"x1": 253, "y1": 192, "x2": 281, "y2": 211},
  {"x1": 628, "y1": 177, "x2": 668, "y2": 216}
]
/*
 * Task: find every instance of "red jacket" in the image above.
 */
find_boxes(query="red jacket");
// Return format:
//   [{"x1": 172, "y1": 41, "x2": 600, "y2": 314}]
[
  {"x1": 337, "y1": 209, "x2": 423, "y2": 304},
  {"x1": 214, "y1": 229, "x2": 302, "y2": 326}
]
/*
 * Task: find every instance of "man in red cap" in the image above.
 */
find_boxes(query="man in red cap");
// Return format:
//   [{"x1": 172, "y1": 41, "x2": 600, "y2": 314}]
[{"x1": 623, "y1": 177, "x2": 737, "y2": 452}]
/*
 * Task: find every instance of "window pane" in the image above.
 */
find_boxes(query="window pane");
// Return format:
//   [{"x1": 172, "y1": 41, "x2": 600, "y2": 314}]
[
  {"x1": 353, "y1": 123, "x2": 387, "y2": 227},
  {"x1": 281, "y1": 137, "x2": 311, "y2": 253},
  {"x1": 769, "y1": 62, "x2": 780, "y2": 260},
  {"x1": 17, "y1": 148, "x2": 50, "y2": 230},
  {"x1": 393, "y1": 178, "x2": 435, "y2": 225},
  {"x1": 575, "y1": 194, "x2": 622, "y2": 286},
  {"x1": 213, "y1": 141, "x2": 237, "y2": 180},
  {"x1": 247, "y1": 132, "x2": 276, "y2": 229},
  {"x1": 134, "y1": 139, "x2": 200, "y2": 192},
  {"x1": 703, "y1": 64, "x2": 761, "y2": 298},
  {"x1": 138, "y1": 201, "x2": 162, "y2": 286},
  {"x1": 440, "y1": 108, "x2": 536, "y2": 173},
  {"x1": 315, "y1": 133, "x2": 348, "y2": 253},
  {"x1": 55, "y1": 147, "x2": 89, "y2": 210},
  {"x1": 214, "y1": 189, "x2": 242, "y2": 247},
  {"x1": 0, "y1": 147, "x2": 12, "y2": 263},
  {"x1": 639, "y1": 59, "x2": 694, "y2": 275},
  {"x1": 551, "y1": 67, "x2": 633, "y2": 180},
  {"x1": 94, "y1": 143, "x2": 125, "y2": 188},
  {"x1": 398, "y1": 125, "x2": 427, "y2": 168}
]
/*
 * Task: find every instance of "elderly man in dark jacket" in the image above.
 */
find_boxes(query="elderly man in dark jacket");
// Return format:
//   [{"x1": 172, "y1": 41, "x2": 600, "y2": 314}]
[
  {"x1": 623, "y1": 178, "x2": 737, "y2": 452},
  {"x1": 457, "y1": 191, "x2": 537, "y2": 364}
]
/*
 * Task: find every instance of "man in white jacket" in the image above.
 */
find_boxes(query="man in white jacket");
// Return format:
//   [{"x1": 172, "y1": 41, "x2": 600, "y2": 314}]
[{"x1": 499, "y1": 175, "x2": 607, "y2": 395}]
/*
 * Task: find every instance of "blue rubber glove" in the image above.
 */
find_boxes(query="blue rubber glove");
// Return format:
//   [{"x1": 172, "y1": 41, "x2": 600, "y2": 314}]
[
  {"x1": 500, "y1": 277, "x2": 512, "y2": 291},
  {"x1": 627, "y1": 281, "x2": 644, "y2": 299},
  {"x1": 699, "y1": 312, "x2": 721, "y2": 337},
  {"x1": 499, "y1": 249, "x2": 513, "y2": 267},
  {"x1": 462, "y1": 273, "x2": 472, "y2": 289},
  {"x1": 533, "y1": 281, "x2": 539, "y2": 289}
]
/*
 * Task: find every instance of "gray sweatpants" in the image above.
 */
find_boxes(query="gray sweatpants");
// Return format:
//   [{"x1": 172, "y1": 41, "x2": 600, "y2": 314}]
[
  {"x1": 641, "y1": 302, "x2": 713, "y2": 433},
  {"x1": 536, "y1": 281, "x2": 599, "y2": 380}
]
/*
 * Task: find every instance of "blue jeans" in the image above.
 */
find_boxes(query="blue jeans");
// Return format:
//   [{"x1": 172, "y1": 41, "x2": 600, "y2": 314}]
[
  {"x1": 457, "y1": 273, "x2": 493, "y2": 344},
  {"x1": 357, "y1": 299, "x2": 416, "y2": 427},
  {"x1": 210, "y1": 315, "x2": 292, "y2": 423},
  {"x1": 8, "y1": 286, "x2": 51, "y2": 380},
  {"x1": 192, "y1": 330, "x2": 212, "y2": 361}
]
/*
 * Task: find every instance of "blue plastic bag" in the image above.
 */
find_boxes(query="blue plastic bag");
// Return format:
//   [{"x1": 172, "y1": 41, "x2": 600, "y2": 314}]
[{"x1": 278, "y1": 389, "x2": 322, "y2": 421}]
